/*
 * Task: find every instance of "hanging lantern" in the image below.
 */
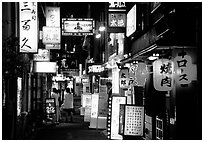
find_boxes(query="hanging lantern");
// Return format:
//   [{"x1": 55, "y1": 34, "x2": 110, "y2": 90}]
[
  {"x1": 153, "y1": 59, "x2": 174, "y2": 91},
  {"x1": 174, "y1": 50, "x2": 193, "y2": 85},
  {"x1": 129, "y1": 64, "x2": 137, "y2": 86},
  {"x1": 135, "y1": 62, "x2": 148, "y2": 86}
]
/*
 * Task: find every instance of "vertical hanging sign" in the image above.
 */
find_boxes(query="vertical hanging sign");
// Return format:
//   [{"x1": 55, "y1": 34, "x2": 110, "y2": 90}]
[
  {"x1": 46, "y1": 7, "x2": 60, "y2": 27},
  {"x1": 19, "y1": 2, "x2": 38, "y2": 53},
  {"x1": 174, "y1": 50, "x2": 193, "y2": 85},
  {"x1": 119, "y1": 68, "x2": 129, "y2": 89},
  {"x1": 45, "y1": 7, "x2": 61, "y2": 50},
  {"x1": 153, "y1": 59, "x2": 174, "y2": 91}
]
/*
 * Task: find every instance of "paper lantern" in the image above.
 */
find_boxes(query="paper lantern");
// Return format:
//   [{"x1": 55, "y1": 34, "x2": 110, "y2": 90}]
[
  {"x1": 153, "y1": 59, "x2": 174, "y2": 91},
  {"x1": 174, "y1": 51, "x2": 193, "y2": 85}
]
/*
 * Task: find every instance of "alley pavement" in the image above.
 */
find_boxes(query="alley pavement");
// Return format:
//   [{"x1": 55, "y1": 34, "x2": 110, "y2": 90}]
[{"x1": 28, "y1": 115, "x2": 108, "y2": 140}]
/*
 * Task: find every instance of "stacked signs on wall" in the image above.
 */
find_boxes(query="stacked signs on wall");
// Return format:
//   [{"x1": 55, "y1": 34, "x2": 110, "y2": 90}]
[
  {"x1": 153, "y1": 59, "x2": 174, "y2": 91},
  {"x1": 19, "y1": 2, "x2": 38, "y2": 53}
]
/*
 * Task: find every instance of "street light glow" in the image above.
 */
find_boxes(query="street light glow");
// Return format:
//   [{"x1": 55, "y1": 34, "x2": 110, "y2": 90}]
[{"x1": 96, "y1": 33, "x2": 101, "y2": 38}]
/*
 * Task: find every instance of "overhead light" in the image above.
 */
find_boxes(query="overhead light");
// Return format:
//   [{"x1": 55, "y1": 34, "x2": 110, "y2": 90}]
[
  {"x1": 95, "y1": 33, "x2": 101, "y2": 38},
  {"x1": 148, "y1": 53, "x2": 159, "y2": 61},
  {"x1": 99, "y1": 25, "x2": 105, "y2": 32}
]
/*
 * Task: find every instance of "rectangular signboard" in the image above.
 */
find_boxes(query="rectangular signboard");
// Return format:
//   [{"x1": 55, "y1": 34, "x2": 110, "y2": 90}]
[
  {"x1": 108, "y1": 13, "x2": 126, "y2": 27},
  {"x1": 43, "y1": 26, "x2": 61, "y2": 44},
  {"x1": 126, "y1": 4, "x2": 136, "y2": 37},
  {"x1": 46, "y1": 7, "x2": 60, "y2": 27},
  {"x1": 124, "y1": 105, "x2": 144, "y2": 136},
  {"x1": 19, "y1": 2, "x2": 38, "y2": 53},
  {"x1": 98, "y1": 91, "x2": 108, "y2": 117},
  {"x1": 110, "y1": 96, "x2": 126, "y2": 140},
  {"x1": 45, "y1": 98, "x2": 56, "y2": 114},
  {"x1": 62, "y1": 18, "x2": 94, "y2": 36},
  {"x1": 34, "y1": 62, "x2": 57, "y2": 73}
]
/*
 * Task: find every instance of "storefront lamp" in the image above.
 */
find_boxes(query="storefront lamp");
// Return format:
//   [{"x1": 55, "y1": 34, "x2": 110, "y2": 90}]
[
  {"x1": 95, "y1": 30, "x2": 101, "y2": 38},
  {"x1": 99, "y1": 25, "x2": 105, "y2": 32},
  {"x1": 96, "y1": 33, "x2": 101, "y2": 38}
]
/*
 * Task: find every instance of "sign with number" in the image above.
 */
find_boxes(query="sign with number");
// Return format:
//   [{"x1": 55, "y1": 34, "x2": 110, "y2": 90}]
[
  {"x1": 19, "y1": 2, "x2": 38, "y2": 53},
  {"x1": 45, "y1": 98, "x2": 56, "y2": 114}
]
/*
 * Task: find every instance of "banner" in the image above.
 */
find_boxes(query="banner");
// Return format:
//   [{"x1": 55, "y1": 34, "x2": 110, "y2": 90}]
[{"x1": 19, "y1": 2, "x2": 38, "y2": 53}]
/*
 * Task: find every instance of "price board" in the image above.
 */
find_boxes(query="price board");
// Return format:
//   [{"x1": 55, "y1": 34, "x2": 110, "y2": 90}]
[{"x1": 124, "y1": 105, "x2": 144, "y2": 136}]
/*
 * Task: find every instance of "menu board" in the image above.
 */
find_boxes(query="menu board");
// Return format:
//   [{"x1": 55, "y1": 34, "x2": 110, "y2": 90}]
[
  {"x1": 110, "y1": 96, "x2": 126, "y2": 140},
  {"x1": 124, "y1": 105, "x2": 144, "y2": 136},
  {"x1": 45, "y1": 98, "x2": 56, "y2": 114}
]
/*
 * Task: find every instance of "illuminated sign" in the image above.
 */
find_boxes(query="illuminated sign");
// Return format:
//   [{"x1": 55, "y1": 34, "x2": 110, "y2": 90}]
[
  {"x1": 88, "y1": 65, "x2": 105, "y2": 74},
  {"x1": 34, "y1": 62, "x2": 57, "y2": 73},
  {"x1": 45, "y1": 98, "x2": 56, "y2": 114},
  {"x1": 17, "y1": 77, "x2": 22, "y2": 116},
  {"x1": 33, "y1": 49, "x2": 50, "y2": 61},
  {"x1": 124, "y1": 105, "x2": 144, "y2": 136},
  {"x1": 109, "y1": 2, "x2": 126, "y2": 12},
  {"x1": 83, "y1": 94, "x2": 92, "y2": 122},
  {"x1": 126, "y1": 4, "x2": 136, "y2": 37},
  {"x1": 43, "y1": 26, "x2": 61, "y2": 44},
  {"x1": 174, "y1": 50, "x2": 193, "y2": 85},
  {"x1": 109, "y1": 2, "x2": 126, "y2": 8},
  {"x1": 111, "y1": 96, "x2": 126, "y2": 140},
  {"x1": 46, "y1": 7, "x2": 60, "y2": 27},
  {"x1": 45, "y1": 43, "x2": 61, "y2": 50},
  {"x1": 153, "y1": 59, "x2": 174, "y2": 91},
  {"x1": 62, "y1": 18, "x2": 94, "y2": 36},
  {"x1": 108, "y1": 13, "x2": 126, "y2": 27},
  {"x1": 19, "y1": 2, "x2": 38, "y2": 53}
]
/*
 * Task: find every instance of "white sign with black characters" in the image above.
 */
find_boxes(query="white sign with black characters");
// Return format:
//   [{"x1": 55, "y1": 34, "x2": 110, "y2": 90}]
[
  {"x1": 124, "y1": 105, "x2": 144, "y2": 136},
  {"x1": 19, "y1": 2, "x2": 38, "y2": 53}
]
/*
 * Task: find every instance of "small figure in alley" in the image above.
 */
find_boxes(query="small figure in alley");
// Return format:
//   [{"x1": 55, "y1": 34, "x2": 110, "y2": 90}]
[
  {"x1": 51, "y1": 88, "x2": 60, "y2": 123},
  {"x1": 61, "y1": 88, "x2": 74, "y2": 122}
]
